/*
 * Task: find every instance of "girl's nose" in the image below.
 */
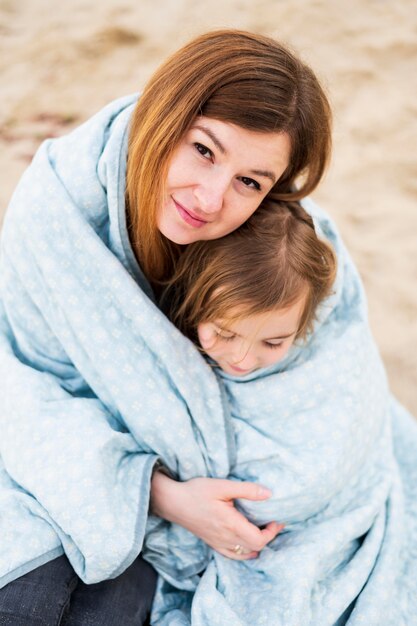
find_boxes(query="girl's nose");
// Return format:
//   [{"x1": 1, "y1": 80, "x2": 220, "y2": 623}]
[{"x1": 231, "y1": 344, "x2": 258, "y2": 369}]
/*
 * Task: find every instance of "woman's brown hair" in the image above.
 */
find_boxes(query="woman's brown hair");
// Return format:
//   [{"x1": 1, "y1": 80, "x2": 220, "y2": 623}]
[
  {"x1": 161, "y1": 201, "x2": 337, "y2": 344},
  {"x1": 126, "y1": 29, "x2": 332, "y2": 282}
]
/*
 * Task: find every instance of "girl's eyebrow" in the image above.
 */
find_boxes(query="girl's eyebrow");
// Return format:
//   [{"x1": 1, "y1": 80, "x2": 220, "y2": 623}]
[
  {"x1": 216, "y1": 325, "x2": 235, "y2": 335},
  {"x1": 264, "y1": 332, "x2": 296, "y2": 341},
  {"x1": 217, "y1": 325, "x2": 296, "y2": 340},
  {"x1": 193, "y1": 125, "x2": 277, "y2": 184}
]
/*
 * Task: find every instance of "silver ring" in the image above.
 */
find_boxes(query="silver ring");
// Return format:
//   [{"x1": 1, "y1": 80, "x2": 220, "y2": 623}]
[{"x1": 233, "y1": 544, "x2": 244, "y2": 555}]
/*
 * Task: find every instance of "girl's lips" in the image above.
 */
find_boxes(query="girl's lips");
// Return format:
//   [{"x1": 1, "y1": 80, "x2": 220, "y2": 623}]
[
  {"x1": 227, "y1": 363, "x2": 252, "y2": 374},
  {"x1": 174, "y1": 199, "x2": 208, "y2": 228}
]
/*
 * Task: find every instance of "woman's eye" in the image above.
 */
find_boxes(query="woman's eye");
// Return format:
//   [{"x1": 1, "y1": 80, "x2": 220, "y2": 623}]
[
  {"x1": 239, "y1": 176, "x2": 261, "y2": 191},
  {"x1": 194, "y1": 142, "x2": 213, "y2": 159}
]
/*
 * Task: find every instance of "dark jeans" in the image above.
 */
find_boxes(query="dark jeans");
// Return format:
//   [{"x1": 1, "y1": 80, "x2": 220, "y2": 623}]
[{"x1": 0, "y1": 554, "x2": 157, "y2": 626}]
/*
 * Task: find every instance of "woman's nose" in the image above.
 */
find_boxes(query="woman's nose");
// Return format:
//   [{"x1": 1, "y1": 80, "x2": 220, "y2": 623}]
[{"x1": 193, "y1": 179, "x2": 228, "y2": 214}]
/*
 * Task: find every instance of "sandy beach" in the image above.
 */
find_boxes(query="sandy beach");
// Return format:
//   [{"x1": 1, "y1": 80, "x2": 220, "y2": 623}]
[{"x1": 1, "y1": 0, "x2": 416, "y2": 413}]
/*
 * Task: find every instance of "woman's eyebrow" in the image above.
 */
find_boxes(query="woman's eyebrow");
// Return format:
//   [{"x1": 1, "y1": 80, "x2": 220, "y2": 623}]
[
  {"x1": 194, "y1": 125, "x2": 226, "y2": 153},
  {"x1": 250, "y1": 169, "x2": 276, "y2": 184},
  {"x1": 193, "y1": 125, "x2": 277, "y2": 184}
]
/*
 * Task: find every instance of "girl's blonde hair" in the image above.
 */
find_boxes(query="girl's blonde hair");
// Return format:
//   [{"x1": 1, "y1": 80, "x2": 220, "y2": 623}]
[
  {"x1": 126, "y1": 30, "x2": 332, "y2": 282},
  {"x1": 161, "y1": 201, "x2": 337, "y2": 343}
]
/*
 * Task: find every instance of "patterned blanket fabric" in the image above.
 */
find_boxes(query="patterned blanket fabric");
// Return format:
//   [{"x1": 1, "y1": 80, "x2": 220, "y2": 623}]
[{"x1": 0, "y1": 96, "x2": 416, "y2": 625}]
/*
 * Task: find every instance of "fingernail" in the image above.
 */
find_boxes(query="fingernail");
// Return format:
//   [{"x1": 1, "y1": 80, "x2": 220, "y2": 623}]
[{"x1": 257, "y1": 486, "x2": 271, "y2": 497}]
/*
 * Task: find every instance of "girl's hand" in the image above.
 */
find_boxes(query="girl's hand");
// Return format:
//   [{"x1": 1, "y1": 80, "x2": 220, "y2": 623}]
[{"x1": 150, "y1": 472, "x2": 284, "y2": 560}]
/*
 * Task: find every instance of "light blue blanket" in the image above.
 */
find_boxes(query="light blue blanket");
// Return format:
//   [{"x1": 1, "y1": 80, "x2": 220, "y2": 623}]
[{"x1": 0, "y1": 95, "x2": 416, "y2": 625}]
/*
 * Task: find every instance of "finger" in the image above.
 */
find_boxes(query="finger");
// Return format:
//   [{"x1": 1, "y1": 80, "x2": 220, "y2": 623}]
[
  {"x1": 216, "y1": 547, "x2": 259, "y2": 560},
  {"x1": 216, "y1": 479, "x2": 272, "y2": 501},
  {"x1": 259, "y1": 521, "x2": 285, "y2": 543},
  {"x1": 228, "y1": 543, "x2": 251, "y2": 557},
  {"x1": 227, "y1": 550, "x2": 259, "y2": 561},
  {"x1": 233, "y1": 516, "x2": 285, "y2": 552},
  {"x1": 231, "y1": 514, "x2": 273, "y2": 552}
]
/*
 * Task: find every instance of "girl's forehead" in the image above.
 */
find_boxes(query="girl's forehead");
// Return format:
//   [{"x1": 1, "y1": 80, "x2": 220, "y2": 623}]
[{"x1": 214, "y1": 300, "x2": 305, "y2": 340}]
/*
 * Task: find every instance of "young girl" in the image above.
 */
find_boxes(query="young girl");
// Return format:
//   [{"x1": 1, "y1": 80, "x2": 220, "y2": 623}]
[
  {"x1": 144, "y1": 195, "x2": 414, "y2": 625},
  {"x1": 162, "y1": 200, "x2": 337, "y2": 379}
]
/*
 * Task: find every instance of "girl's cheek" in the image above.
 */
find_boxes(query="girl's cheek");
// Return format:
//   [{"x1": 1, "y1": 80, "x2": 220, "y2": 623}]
[
  {"x1": 267, "y1": 346, "x2": 288, "y2": 366},
  {"x1": 197, "y1": 324, "x2": 217, "y2": 350}
]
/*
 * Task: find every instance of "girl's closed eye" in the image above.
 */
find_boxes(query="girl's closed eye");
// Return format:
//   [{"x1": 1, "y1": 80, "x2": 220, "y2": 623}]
[
  {"x1": 214, "y1": 327, "x2": 235, "y2": 341},
  {"x1": 216, "y1": 333, "x2": 235, "y2": 342},
  {"x1": 264, "y1": 341, "x2": 284, "y2": 350},
  {"x1": 218, "y1": 334, "x2": 235, "y2": 342}
]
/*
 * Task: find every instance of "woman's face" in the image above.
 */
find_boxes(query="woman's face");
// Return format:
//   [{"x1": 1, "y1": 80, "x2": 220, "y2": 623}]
[{"x1": 157, "y1": 117, "x2": 291, "y2": 244}]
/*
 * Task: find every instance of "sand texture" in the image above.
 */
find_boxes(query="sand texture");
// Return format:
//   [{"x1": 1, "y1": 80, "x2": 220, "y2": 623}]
[{"x1": 1, "y1": 0, "x2": 416, "y2": 413}]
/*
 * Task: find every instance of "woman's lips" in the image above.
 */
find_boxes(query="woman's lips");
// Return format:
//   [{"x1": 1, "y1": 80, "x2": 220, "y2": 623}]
[{"x1": 174, "y1": 199, "x2": 208, "y2": 228}]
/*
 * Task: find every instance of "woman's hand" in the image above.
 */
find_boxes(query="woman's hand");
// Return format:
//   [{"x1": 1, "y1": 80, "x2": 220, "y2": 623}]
[{"x1": 150, "y1": 472, "x2": 284, "y2": 560}]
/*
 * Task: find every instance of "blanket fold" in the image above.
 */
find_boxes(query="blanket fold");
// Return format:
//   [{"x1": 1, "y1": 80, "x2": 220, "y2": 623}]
[{"x1": 0, "y1": 95, "x2": 416, "y2": 625}]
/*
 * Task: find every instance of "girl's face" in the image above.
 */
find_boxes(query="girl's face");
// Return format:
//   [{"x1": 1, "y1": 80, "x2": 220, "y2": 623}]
[
  {"x1": 197, "y1": 299, "x2": 305, "y2": 376},
  {"x1": 157, "y1": 116, "x2": 291, "y2": 244}
]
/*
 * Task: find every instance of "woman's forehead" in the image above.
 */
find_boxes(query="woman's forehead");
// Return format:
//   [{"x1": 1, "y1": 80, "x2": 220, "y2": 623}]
[{"x1": 187, "y1": 115, "x2": 291, "y2": 176}]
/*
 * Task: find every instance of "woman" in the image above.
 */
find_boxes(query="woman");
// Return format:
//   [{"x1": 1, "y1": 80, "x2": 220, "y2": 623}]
[{"x1": 0, "y1": 29, "x2": 332, "y2": 625}]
